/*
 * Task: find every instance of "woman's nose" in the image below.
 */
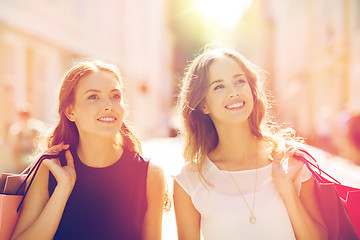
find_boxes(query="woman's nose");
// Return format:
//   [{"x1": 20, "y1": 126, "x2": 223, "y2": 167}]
[
  {"x1": 229, "y1": 85, "x2": 239, "y2": 98},
  {"x1": 104, "y1": 99, "x2": 114, "y2": 111}
]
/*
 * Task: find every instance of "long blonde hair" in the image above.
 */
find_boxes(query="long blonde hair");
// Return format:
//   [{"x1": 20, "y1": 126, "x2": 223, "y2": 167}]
[{"x1": 178, "y1": 45, "x2": 300, "y2": 182}]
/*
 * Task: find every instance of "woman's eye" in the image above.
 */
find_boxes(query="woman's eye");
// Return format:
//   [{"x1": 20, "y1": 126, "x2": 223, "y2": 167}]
[
  {"x1": 235, "y1": 79, "x2": 246, "y2": 85},
  {"x1": 113, "y1": 94, "x2": 121, "y2": 99},
  {"x1": 214, "y1": 84, "x2": 224, "y2": 91},
  {"x1": 88, "y1": 95, "x2": 98, "y2": 100}
]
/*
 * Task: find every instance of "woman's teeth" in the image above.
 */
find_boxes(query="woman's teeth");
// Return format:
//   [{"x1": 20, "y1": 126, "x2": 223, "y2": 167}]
[
  {"x1": 226, "y1": 101, "x2": 244, "y2": 109},
  {"x1": 98, "y1": 117, "x2": 116, "y2": 121}
]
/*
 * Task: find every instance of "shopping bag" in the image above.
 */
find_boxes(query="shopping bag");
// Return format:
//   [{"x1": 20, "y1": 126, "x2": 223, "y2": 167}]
[
  {"x1": 0, "y1": 153, "x2": 60, "y2": 240},
  {"x1": 294, "y1": 149, "x2": 359, "y2": 239},
  {"x1": 0, "y1": 171, "x2": 27, "y2": 240},
  {"x1": 0, "y1": 194, "x2": 23, "y2": 240}
]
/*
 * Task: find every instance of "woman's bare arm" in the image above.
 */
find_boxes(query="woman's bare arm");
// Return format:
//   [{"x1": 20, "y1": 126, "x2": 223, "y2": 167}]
[
  {"x1": 173, "y1": 180, "x2": 201, "y2": 240},
  {"x1": 11, "y1": 148, "x2": 76, "y2": 240},
  {"x1": 141, "y1": 163, "x2": 165, "y2": 240}
]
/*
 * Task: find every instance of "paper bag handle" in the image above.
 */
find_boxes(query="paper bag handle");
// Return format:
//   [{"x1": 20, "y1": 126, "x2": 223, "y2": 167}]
[{"x1": 16, "y1": 153, "x2": 61, "y2": 212}]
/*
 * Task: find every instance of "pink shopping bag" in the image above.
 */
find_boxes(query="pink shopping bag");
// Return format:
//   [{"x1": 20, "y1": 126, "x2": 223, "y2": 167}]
[{"x1": 0, "y1": 194, "x2": 22, "y2": 240}]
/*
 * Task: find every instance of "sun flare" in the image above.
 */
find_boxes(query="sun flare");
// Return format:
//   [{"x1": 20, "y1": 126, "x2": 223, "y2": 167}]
[{"x1": 195, "y1": 0, "x2": 252, "y2": 30}]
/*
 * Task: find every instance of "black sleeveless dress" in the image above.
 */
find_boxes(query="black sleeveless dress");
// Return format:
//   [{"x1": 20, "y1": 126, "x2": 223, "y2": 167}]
[{"x1": 48, "y1": 147, "x2": 149, "y2": 240}]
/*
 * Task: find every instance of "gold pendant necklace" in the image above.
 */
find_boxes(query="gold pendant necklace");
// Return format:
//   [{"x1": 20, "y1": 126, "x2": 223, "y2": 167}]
[{"x1": 228, "y1": 159, "x2": 258, "y2": 224}]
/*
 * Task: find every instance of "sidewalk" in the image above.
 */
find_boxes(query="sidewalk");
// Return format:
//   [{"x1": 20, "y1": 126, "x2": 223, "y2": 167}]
[{"x1": 143, "y1": 137, "x2": 360, "y2": 239}]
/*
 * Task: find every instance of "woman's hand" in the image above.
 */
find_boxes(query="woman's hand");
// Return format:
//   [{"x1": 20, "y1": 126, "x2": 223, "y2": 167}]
[
  {"x1": 10, "y1": 143, "x2": 77, "y2": 240},
  {"x1": 272, "y1": 147, "x2": 329, "y2": 239},
  {"x1": 42, "y1": 143, "x2": 77, "y2": 196},
  {"x1": 272, "y1": 146, "x2": 304, "y2": 197}
]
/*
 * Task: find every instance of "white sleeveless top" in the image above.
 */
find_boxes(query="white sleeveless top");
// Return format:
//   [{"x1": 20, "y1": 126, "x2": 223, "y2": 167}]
[{"x1": 174, "y1": 157, "x2": 312, "y2": 240}]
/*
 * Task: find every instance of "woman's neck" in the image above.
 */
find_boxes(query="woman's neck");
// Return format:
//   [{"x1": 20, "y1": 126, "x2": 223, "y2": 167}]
[
  {"x1": 209, "y1": 122, "x2": 268, "y2": 170},
  {"x1": 76, "y1": 135, "x2": 123, "y2": 168}
]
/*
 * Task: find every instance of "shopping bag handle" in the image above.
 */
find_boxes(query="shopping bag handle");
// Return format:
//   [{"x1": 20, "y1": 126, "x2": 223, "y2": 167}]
[
  {"x1": 16, "y1": 153, "x2": 60, "y2": 212},
  {"x1": 294, "y1": 148, "x2": 341, "y2": 185}
]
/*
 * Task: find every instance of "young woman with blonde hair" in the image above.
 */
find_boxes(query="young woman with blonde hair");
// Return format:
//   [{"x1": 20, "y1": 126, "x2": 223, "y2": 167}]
[{"x1": 174, "y1": 45, "x2": 328, "y2": 239}]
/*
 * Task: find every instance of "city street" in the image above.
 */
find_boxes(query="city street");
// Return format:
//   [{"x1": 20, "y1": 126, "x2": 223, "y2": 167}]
[
  {"x1": 143, "y1": 137, "x2": 360, "y2": 239},
  {"x1": 1, "y1": 1, "x2": 359, "y2": 239}
]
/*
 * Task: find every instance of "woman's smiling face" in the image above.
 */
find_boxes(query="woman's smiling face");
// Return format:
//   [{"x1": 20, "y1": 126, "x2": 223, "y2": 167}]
[
  {"x1": 202, "y1": 56, "x2": 254, "y2": 126},
  {"x1": 66, "y1": 70, "x2": 125, "y2": 139}
]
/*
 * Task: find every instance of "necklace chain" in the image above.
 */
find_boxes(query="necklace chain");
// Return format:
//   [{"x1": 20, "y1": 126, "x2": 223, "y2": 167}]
[{"x1": 228, "y1": 160, "x2": 258, "y2": 224}]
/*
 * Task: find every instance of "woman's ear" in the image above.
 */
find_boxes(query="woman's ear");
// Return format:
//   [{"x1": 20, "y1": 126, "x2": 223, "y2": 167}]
[
  {"x1": 65, "y1": 106, "x2": 76, "y2": 122},
  {"x1": 200, "y1": 103, "x2": 210, "y2": 114}
]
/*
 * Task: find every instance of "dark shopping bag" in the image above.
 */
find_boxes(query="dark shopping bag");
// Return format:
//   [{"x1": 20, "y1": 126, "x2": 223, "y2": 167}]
[{"x1": 294, "y1": 149, "x2": 359, "y2": 240}]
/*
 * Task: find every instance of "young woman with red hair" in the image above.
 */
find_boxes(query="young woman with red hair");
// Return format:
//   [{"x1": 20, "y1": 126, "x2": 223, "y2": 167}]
[{"x1": 12, "y1": 60, "x2": 166, "y2": 239}]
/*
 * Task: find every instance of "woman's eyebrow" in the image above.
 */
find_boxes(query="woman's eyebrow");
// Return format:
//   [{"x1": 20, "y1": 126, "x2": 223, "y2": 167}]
[
  {"x1": 233, "y1": 73, "x2": 245, "y2": 78},
  {"x1": 84, "y1": 89, "x2": 100, "y2": 94},
  {"x1": 84, "y1": 89, "x2": 120, "y2": 94},
  {"x1": 209, "y1": 79, "x2": 223, "y2": 88}
]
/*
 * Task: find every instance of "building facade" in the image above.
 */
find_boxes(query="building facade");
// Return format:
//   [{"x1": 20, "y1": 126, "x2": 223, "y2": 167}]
[
  {"x1": 268, "y1": 0, "x2": 360, "y2": 159},
  {"x1": 0, "y1": 0, "x2": 173, "y2": 142}
]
